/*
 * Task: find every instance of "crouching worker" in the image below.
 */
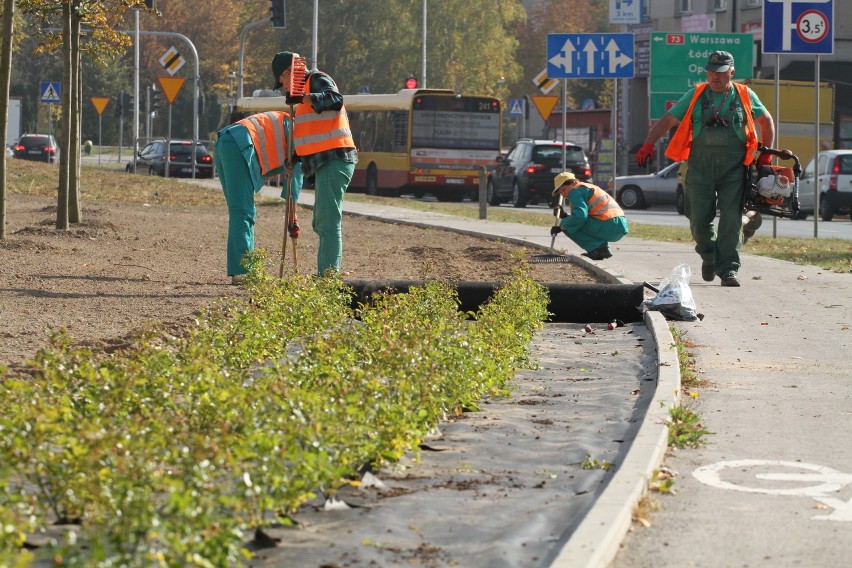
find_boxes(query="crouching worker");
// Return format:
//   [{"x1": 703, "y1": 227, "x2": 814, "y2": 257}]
[
  {"x1": 216, "y1": 111, "x2": 303, "y2": 284},
  {"x1": 550, "y1": 172, "x2": 629, "y2": 260}
]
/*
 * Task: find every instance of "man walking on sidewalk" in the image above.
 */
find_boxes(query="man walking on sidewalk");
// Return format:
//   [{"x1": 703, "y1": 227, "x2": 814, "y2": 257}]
[{"x1": 636, "y1": 51, "x2": 774, "y2": 287}]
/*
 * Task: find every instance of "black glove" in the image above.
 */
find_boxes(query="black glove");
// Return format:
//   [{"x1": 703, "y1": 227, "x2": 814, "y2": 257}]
[
  {"x1": 550, "y1": 225, "x2": 562, "y2": 237},
  {"x1": 285, "y1": 93, "x2": 303, "y2": 105},
  {"x1": 553, "y1": 205, "x2": 568, "y2": 219}
]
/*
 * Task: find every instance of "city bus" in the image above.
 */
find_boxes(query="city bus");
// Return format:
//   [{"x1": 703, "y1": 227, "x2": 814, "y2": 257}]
[{"x1": 234, "y1": 88, "x2": 502, "y2": 201}]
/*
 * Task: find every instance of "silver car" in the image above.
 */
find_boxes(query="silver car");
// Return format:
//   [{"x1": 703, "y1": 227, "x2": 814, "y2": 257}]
[
  {"x1": 797, "y1": 150, "x2": 852, "y2": 221},
  {"x1": 609, "y1": 161, "x2": 684, "y2": 213}
]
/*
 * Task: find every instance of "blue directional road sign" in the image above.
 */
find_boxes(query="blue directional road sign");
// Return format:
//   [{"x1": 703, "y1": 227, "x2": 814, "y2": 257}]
[
  {"x1": 547, "y1": 33, "x2": 635, "y2": 79},
  {"x1": 40, "y1": 81, "x2": 61, "y2": 104},
  {"x1": 763, "y1": 0, "x2": 834, "y2": 55}
]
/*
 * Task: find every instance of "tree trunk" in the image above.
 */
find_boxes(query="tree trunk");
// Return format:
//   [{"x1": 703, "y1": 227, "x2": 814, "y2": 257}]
[
  {"x1": 56, "y1": 0, "x2": 71, "y2": 230},
  {"x1": 0, "y1": 0, "x2": 15, "y2": 240},
  {"x1": 69, "y1": 3, "x2": 82, "y2": 223}
]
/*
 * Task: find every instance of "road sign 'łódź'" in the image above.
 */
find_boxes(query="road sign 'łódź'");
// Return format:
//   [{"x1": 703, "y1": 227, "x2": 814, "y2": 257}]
[{"x1": 649, "y1": 32, "x2": 753, "y2": 120}]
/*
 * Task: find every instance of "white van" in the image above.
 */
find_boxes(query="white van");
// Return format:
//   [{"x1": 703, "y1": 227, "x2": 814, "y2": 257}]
[{"x1": 798, "y1": 150, "x2": 852, "y2": 221}]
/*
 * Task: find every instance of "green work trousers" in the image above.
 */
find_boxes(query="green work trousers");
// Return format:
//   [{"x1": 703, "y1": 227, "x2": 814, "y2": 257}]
[
  {"x1": 562, "y1": 216, "x2": 629, "y2": 252},
  {"x1": 216, "y1": 134, "x2": 258, "y2": 276},
  {"x1": 216, "y1": 127, "x2": 302, "y2": 276},
  {"x1": 685, "y1": 128, "x2": 746, "y2": 278},
  {"x1": 312, "y1": 158, "x2": 355, "y2": 275}
]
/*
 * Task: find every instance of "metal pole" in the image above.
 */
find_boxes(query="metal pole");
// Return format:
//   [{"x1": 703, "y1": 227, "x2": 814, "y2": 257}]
[
  {"x1": 238, "y1": 19, "x2": 268, "y2": 100},
  {"x1": 312, "y1": 0, "x2": 318, "y2": 69},
  {"x1": 133, "y1": 9, "x2": 140, "y2": 174},
  {"x1": 561, "y1": 80, "x2": 567, "y2": 169},
  {"x1": 98, "y1": 114, "x2": 102, "y2": 165},
  {"x1": 814, "y1": 54, "x2": 820, "y2": 239},
  {"x1": 422, "y1": 0, "x2": 427, "y2": 88},
  {"x1": 478, "y1": 167, "x2": 486, "y2": 219},
  {"x1": 773, "y1": 54, "x2": 780, "y2": 238},
  {"x1": 612, "y1": 78, "x2": 618, "y2": 186},
  {"x1": 146, "y1": 85, "x2": 151, "y2": 139}
]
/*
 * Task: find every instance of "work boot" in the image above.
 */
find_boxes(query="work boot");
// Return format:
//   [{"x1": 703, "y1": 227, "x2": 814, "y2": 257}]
[
  {"x1": 720, "y1": 274, "x2": 741, "y2": 287},
  {"x1": 581, "y1": 245, "x2": 612, "y2": 260},
  {"x1": 701, "y1": 261, "x2": 715, "y2": 282},
  {"x1": 230, "y1": 274, "x2": 246, "y2": 286},
  {"x1": 742, "y1": 211, "x2": 763, "y2": 244}
]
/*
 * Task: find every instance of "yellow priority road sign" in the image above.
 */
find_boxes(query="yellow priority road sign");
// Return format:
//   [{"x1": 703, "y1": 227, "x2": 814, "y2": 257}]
[
  {"x1": 532, "y1": 68, "x2": 558, "y2": 95},
  {"x1": 157, "y1": 76, "x2": 186, "y2": 104},
  {"x1": 90, "y1": 97, "x2": 110, "y2": 115},
  {"x1": 159, "y1": 46, "x2": 186, "y2": 76}
]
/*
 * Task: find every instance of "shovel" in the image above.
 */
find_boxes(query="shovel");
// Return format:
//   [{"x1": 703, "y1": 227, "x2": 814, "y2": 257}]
[{"x1": 531, "y1": 195, "x2": 573, "y2": 264}]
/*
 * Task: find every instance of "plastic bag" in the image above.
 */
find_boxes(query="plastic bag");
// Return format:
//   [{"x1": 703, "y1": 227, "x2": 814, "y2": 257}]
[{"x1": 642, "y1": 264, "x2": 700, "y2": 321}]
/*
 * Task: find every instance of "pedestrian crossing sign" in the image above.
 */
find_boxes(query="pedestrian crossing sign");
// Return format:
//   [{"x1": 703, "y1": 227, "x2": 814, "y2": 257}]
[
  {"x1": 509, "y1": 98, "x2": 524, "y2": 117},
  {"x1": 40, "y1": 81, "x2": 61, "y2": 104}
]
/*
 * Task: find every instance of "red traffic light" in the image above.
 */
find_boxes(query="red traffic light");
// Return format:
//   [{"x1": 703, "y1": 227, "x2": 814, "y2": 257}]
[{"x1": 405, "y1": 76, "x2": 418, "y2": 89}]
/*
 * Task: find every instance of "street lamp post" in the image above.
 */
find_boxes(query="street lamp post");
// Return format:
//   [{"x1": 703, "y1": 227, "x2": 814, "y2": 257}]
[{"x1": 422, "y1": 0, "x2": 427, "y2": 88}]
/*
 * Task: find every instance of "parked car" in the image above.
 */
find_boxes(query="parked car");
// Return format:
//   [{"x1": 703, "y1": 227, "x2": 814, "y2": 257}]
[
  {"x1": 126, "y1": 139, "x2": 214, "y2": 179},
  {"x1": 609, "y1": 161, "x2": 685, "y2": 213},
  {"x1": 797, "y1": 149, "x2": 852, "y2": 221},
  {"x1": 12, "y1": 134, "x2": 60, "y2": 163},
  {"x1": 487, "y1": 139, "x2": 592, "y2": 208}
]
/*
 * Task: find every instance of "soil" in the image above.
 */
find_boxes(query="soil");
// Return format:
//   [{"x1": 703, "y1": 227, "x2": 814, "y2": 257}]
[{"x1": 0, "y1": 192, "x2": 602, "y2": 372}]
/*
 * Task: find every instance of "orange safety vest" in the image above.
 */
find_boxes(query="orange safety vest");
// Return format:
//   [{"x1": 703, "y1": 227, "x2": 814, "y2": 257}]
[
  {"x1": 293, "y1": 73, "x2": 355, "y2": 156},
  {"x1": 665, "y1": 82, "x2": 759, "y2": 166},
  {"x1": 236, "y1": 111, "x2": 290, "y2": 175},
  {"x1": 571, "y1": 183, "x2": 624, "y2": 221}
]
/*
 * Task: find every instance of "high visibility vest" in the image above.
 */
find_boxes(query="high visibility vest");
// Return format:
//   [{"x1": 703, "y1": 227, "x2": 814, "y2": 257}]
[
  {"x1": 236, "y1": 111, "x2": 290, "y2": 175},
  {"x1": 665, "y1": 82, "x2": 759, "y2": 166},
  {"x1": 293, "y1": 72, "x2": 355, "y2": 156},
  {"x1": 571, "y1": 183, "x2": 624, "y2": 221}
]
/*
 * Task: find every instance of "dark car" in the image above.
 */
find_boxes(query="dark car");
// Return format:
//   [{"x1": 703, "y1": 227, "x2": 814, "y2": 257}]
[
  {"x1": 126, "y1": 139, "x2": 214, "y2": 179},
  {"x1": 487, "y1": 139, "x2": 592, "y2": 208},
  {"x1": 13, "y1": 134, "x2": 60, "y2": 164}
]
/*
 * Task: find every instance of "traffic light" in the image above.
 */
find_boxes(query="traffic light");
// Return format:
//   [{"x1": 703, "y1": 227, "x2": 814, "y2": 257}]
[
  {"x1": 151, "y1": 86, "x2": 164, "y2": 112},
  {"x1": 270, "y1": 0, "x2": 285, "y2": 28},
  {"x1": 121, "y1": 91, "x2": 134, "y2": 118},
  {"x1": 405, "y1": 75, "x2": 418, "y2": 89}
]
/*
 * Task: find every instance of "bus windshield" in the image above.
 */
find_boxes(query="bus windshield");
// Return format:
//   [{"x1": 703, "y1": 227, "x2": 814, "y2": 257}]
[{"x1": 411, "y1": 94, "x2": 500, "y2": 150}]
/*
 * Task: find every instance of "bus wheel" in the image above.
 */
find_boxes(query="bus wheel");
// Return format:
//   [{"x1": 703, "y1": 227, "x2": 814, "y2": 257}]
[
  {"x1": 412, "y1": 189, "x2": 426, "y2": 199},
  {"x1": 366, "y1": 165, "x2": 380, "y2": 196}
]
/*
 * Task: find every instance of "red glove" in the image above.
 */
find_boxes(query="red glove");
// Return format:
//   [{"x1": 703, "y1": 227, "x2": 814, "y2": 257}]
[
  {"x1": 288, "y1": 215, "x2": 300, "y2": 239},
  {"x1": 756, "y1": 153, "x2": 774, "y2": 168},
  {"x1": 636, "y1": 143, "x2": 655, "y2": 167}
]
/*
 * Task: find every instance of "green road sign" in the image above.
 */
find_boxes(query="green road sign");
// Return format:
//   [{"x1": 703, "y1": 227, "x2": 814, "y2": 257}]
[{"x1": 649, "y1": 32, "x2": 753, "y2": 120}]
